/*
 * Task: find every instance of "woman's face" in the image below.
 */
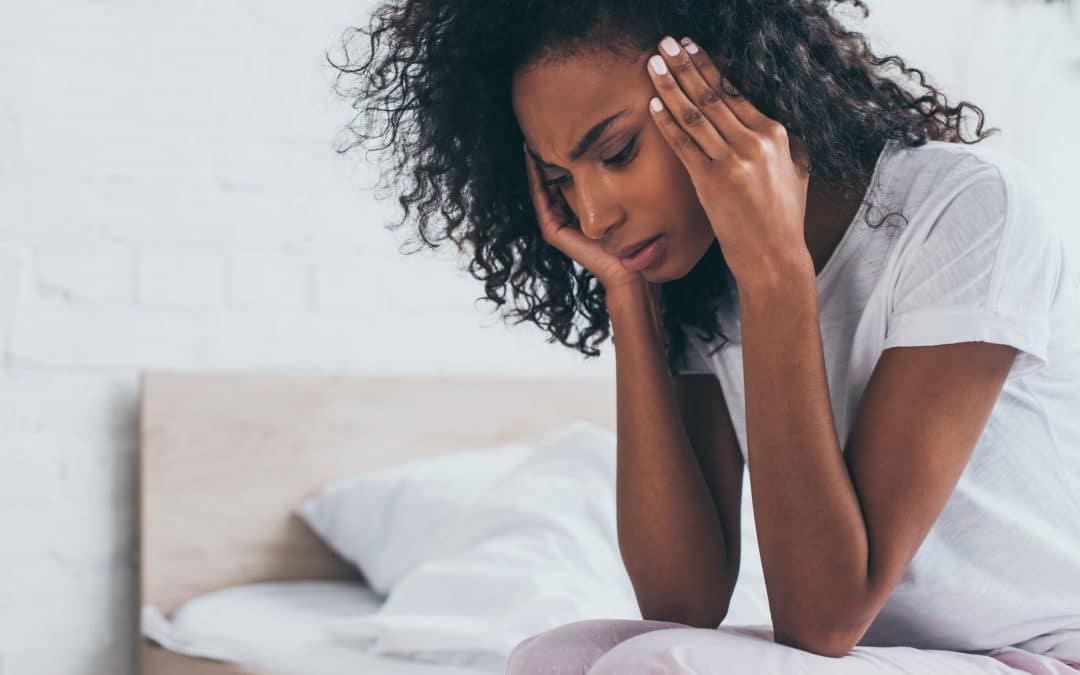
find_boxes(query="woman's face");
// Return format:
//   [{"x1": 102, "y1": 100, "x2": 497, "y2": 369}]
[{"x1": 511, "y1": 49, "x2": 717, "y2": 283}]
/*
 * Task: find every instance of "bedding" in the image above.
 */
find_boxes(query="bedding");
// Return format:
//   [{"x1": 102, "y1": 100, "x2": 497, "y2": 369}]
[
  {"x1": 141, "y1": 579, "x2": 772, "y2": 675},
  {"x1": 319, "y1": 420, "x2": 642, "y2": 668},
  {"x1": 295, "y1": 438, "x2": 534, "y2": 595},
  {"x1": 142, "y1": 420, "x2": 772, "y2": 673},
  {"x1": 140, "y1": 580, "x2": 495, "y2": 675}
]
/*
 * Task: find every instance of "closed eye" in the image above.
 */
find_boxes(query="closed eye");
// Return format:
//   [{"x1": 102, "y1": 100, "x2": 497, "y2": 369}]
[{"x1": 543, "y1": 136, "x2": 638, "y2": 188}]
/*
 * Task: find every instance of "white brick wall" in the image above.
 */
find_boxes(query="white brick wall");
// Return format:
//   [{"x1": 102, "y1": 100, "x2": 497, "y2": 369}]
[
  {"x1": 0, "y1": 1, "x2": 1077, "y2": 674},
  {"x1": 136, "y1": 248, "x2": 226, "y2": 310},
  {"x1": 0, "y1": 2, "x2": 612, "y2": 673}
]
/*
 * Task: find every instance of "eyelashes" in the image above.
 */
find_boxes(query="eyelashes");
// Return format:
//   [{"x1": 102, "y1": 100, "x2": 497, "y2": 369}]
[
  {"x1": 542, "y1": 136, "x2": 638, "y2": 188},
  {"x1": 601, "y1": 137, "x2": 638, "y2": 168}
]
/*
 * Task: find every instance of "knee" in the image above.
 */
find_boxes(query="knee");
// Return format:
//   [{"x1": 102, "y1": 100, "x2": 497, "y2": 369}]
[{"x1": 505, "y1": 619, "x2": 636, "y2": 675}]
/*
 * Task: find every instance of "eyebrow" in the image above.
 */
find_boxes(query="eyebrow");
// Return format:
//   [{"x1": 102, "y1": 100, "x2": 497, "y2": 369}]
[{"x1": 527, "y1": 106, "x2": 631, "y2": 170}]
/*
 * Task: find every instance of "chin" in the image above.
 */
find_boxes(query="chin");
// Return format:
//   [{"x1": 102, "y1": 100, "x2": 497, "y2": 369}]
[
  {"x1": 641, "y1": 267, "x2": 679, "y2": 285},
  {"x1": 644, "y1": 252, "x2": 691, "y2": 283}
]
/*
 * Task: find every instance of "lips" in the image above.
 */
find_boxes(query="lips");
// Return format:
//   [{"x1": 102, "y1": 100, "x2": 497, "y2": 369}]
[{"x1": 615, "y1": 234, "x2": 662, "y2": 259}]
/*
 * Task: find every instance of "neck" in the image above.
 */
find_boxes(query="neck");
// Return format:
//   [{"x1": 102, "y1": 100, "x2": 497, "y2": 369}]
[{"x1": 802, "y1": 172, "x2": 868, "y2": 277}]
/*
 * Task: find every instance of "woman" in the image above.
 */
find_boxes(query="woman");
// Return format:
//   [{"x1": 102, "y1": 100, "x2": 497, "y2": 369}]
[{"x1": 330, "y1": 0, "x2": 1080, "y2": 672}]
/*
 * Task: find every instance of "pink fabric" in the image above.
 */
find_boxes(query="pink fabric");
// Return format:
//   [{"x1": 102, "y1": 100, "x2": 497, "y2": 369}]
[{"x1": 505, "y1": 619, "x2": 1080, "y2": 675}]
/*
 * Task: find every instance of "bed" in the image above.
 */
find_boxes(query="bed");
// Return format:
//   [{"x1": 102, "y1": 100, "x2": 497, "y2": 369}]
[{"x1": 137, "y1": 371, "x2": 618, "y2": 675}]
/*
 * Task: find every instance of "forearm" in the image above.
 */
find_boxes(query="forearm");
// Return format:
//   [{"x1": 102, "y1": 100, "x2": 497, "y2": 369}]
[
  {"x1": 606, "y1": 282, "x2": 735, "y2": 628},
  {"x1": 737, "y1": 261, "x2": 869, "y2": 647}
]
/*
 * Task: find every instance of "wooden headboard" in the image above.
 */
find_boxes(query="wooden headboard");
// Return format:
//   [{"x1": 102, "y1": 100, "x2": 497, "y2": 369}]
[{"x1": 137, "y1": 371, "x2": 616, "y2": 673}]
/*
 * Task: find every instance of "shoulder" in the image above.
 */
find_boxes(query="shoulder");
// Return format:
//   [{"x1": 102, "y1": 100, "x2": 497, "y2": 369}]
[
  {"x1": 886, "y1": 139, "x2": 1044, "y2": 202},
  {"x1": 882, "y1": 139, "x2": 1059, "y2": 248},
  {"x1": 882, "y1": 139, "x2": 1068, "y2": 316}
]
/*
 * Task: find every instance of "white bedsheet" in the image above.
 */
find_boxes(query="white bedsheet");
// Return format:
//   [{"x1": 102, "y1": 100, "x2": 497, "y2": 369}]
[
  {"x1": 143, "y1": 573, "x2": 773, "y2": 675},
  {"x1": 141, "y1": 580, "x2": 501, "y2": 675}
]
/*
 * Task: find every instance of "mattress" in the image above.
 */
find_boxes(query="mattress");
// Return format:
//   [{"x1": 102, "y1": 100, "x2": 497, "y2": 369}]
[{"x1": 141, "y1": 579, "x2": 503, "y2": 675}]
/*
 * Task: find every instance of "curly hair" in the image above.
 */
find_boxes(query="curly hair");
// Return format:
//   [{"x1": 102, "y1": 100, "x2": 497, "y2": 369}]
[{"x1": 327, "y1": 0, "x2": 997, "y2": 373}]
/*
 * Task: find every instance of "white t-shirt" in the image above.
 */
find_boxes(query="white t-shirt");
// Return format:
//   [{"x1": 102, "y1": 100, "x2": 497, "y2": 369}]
[{"x1": 674, "y1": 138, "x2": 1080, "y2": 663}]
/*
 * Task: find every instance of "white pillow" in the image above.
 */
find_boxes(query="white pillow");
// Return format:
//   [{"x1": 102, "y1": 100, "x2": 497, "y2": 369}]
[
  {"x1": 320, "y1": 419, "x2": 771, "y2": 669},
  {"x1": 319, "y1": 420, "x2": 642, "y2": 667},
  {"x1": 295, "y1": 439, "x2": 533, "y2": 595},
  {"x1": 147, "y1": 420, "x2": 769, "y2": 673},
  {"x1": 141, "y1": 581, "x2": 382, "y2": 667}
]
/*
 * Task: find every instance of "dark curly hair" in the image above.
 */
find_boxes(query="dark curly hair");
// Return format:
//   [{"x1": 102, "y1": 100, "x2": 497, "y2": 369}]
[{"x1": 327, "y1": 0, "x2": 997, "y2": 373}]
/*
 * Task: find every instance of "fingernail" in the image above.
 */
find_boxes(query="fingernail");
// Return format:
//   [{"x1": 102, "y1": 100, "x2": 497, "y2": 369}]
[
  {"x1": 660, "y1": 36, "x2": 680, "y2": 56},
  {"x1": 649, "y1": 54, "x2": 667, "y2": 75},
  {"x1": 680, "y1": 37, "x2": 699, "y2": 55}
]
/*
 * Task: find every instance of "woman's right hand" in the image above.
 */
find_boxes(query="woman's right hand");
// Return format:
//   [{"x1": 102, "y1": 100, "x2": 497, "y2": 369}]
[{"x1": 522, "y1": 141, "x2": 644, "y2": 294}]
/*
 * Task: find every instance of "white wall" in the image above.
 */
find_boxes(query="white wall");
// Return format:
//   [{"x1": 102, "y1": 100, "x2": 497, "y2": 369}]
[
  {"x1": 853, "y1": 0, "x2": 1080, "y2": 238},
  {"x1": 0, "y1": 2, "x2": 612, "y2": 673},
  {"x1": 0, "y1": 1, "x2": 1077, "y2": 673}
]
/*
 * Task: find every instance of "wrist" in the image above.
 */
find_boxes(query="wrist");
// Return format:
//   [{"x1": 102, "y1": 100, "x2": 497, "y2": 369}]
[
  {"x1": 605, "y1": 278, "x2": 659, "y2": 321},
  {"x1": 736, "y1": 251, "x2": 817, "y2": 315},
  {"x1": 605, "y1": 277, "x2": 648, "y2": 308},
  {"x1": 605, "y1": 280, "x2": 665, "y2": 341}
]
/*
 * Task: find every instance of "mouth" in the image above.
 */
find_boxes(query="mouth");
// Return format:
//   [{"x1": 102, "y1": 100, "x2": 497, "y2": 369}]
[
  {"x1": 617, "y1": 234, "x2": 667, "y2": 273},
  {"x1": 616, "y1": 234, "x2": 663, "y2": 260}
]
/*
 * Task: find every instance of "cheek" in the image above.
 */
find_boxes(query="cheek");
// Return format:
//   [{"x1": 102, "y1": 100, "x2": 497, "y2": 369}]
[
  {"x1": 635, "y1": 133, "x2": 709, "y2": 216},
  {"x1": 647, "y1": 143, "x2": 697, "y2": 196},
  {"x1": 639, "y1": 138, "x2": 693, "y2": 195},
  {"x1": 639, "y1": 145, "x2": 699, "y2": 211}
]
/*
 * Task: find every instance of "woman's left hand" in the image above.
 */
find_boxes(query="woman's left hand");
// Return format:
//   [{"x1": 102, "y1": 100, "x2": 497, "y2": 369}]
[{"x1": 647, "y1": 36, "x2": 812, "y2": 284}]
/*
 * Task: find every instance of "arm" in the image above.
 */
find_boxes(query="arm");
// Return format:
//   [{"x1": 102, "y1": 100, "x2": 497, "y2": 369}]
[
  {"x1": 671, "y1": 370, "x2": 745, "y2": 613},
  {"x1": 519, "y1": 135, "x2": 742, "y2": 627},
  {"x1": 606, "y1": 281, "x2": 741, "y2": 628},
  {"x1": 738, "y1": 258, "x2": 1018, "y2": 656},
  {"x1": 636, "y1": 33, "x2": 1031, "y2": 656}
]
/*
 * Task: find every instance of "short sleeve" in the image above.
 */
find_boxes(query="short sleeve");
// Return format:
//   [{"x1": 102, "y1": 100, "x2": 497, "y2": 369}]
[{"x1": 882, "y1": 157, "x2": 1062, "y2": 379}]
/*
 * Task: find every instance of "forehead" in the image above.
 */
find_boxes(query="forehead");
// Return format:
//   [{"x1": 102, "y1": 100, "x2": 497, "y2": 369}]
[{"x1": 512, "y1": 51, "x2": 649, "y2": 160}]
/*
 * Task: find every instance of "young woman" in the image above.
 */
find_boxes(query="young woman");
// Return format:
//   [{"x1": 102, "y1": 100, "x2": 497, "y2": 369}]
[{"x1": 330, "y1": 0, "x2": 1080, "y2": 672}]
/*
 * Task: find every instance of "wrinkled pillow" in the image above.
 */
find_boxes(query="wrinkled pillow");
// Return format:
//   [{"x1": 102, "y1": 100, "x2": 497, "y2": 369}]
[
  {"x1": 320, "y1": 420, "x2": 641, "y2": 667},
  {"x1": 295, "y1": 438, "x2": 533, "y2": 595},
  {"x1": 141, "y1": 581, "x2": 382, "y2": 667}
]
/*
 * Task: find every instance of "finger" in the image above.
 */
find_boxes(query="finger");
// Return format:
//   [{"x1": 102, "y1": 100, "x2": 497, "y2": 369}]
[
  {"x1": 648, "y1": 94, "x2": 727, "y2": 183},
  {"x1": 647, "y1": 52, "x2": 731, "y2": 168},
  {"x1": 522, "y1": 142, "x2": 569, "y2": 240},
  {"x1": 679, "y1": 37, "x2": 773, "y2": 133},
  {"x1": 655, "y1": 37, "x2": 754, "y2": 155},
  {"x1": 523, "y1": 150, "x2": 620, "y2": 267}
]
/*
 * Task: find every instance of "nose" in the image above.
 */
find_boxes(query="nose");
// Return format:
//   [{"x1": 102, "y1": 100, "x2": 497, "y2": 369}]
[{"x1": 569, "y1": 175, "x2": 623, "y2": 241}]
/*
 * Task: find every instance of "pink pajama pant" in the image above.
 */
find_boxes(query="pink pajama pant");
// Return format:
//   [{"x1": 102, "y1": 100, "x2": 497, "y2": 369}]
[{"x1": 505, "y1": 620, "x2": 1080, "y2": 675}]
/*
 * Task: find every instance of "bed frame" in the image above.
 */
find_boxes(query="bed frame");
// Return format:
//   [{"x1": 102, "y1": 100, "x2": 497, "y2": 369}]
[{"x1": 137, "y1": 371, "x2": 617, "y2": 674}]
